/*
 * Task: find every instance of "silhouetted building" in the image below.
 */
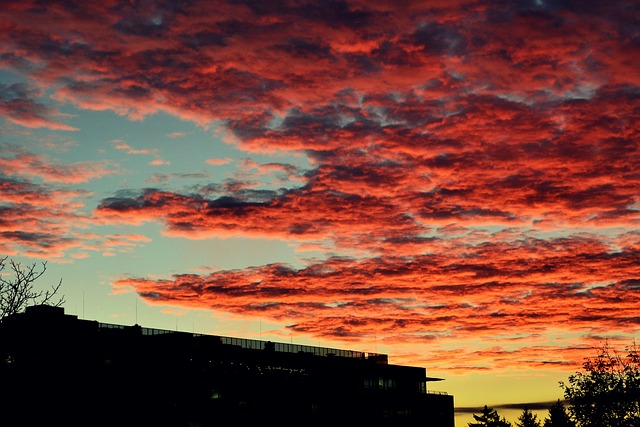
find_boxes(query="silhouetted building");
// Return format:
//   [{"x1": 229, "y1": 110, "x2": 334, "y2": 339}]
[{"x1": 0, "y1": 305, "x2": 454, "y2": 427}]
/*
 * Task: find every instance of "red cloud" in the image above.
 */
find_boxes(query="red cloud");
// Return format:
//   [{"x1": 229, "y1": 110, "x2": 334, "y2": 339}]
[
  {"x1": 112, "y1": 233, "x2": 639, "y2": 370},
  {"x1": 3, "y1": 0, "x2": 638, "y2": 373}
]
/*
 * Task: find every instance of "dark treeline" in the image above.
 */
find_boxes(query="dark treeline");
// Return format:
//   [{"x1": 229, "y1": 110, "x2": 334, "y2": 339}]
[{"x1": 469, "y1": 341, "x2": 640, "y2": 427}]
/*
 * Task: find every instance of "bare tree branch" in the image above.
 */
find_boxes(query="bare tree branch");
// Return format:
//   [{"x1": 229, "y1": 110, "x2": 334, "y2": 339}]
[{"x1": 0, "y1": 256, "x2": 65, "y2": 320}]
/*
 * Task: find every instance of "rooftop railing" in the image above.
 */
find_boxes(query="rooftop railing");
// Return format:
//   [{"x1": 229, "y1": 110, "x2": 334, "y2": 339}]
[{"x1": 97, "y1": 321, "x2": 387, "y2": 362}]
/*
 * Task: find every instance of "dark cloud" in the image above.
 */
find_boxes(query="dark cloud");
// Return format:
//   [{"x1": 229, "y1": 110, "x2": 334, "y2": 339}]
[
  {"x1": 0, "y1": 83, "x2": 77, "y2": 130},
  {"x1": 410, "y1": 23, "x2": 467, "y2": 57}
]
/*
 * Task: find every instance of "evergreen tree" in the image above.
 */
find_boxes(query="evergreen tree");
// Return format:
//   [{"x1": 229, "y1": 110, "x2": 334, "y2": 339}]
[
  {"x1": 468, "y1": 405, "x2": 512, "y2": 427},
  {"x1": 543, "y1": 400, "x2": 576, "y2": 427},
  {"x1": 516, "y1": 407, "x2": 541, "y2": 427}
]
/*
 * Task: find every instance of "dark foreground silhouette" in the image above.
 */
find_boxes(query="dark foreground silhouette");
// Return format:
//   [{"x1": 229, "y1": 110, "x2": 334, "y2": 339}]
[{"x1": 0, "y1": 305, "x2": 454, "y2": 427}]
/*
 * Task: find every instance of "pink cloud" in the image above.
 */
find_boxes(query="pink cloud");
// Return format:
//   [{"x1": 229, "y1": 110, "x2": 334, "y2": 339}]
[
  {"x1": 205, "y1": 157, "x2": 233, "y2": 166},
  {"x1": 0, "y1": 83, "x2": 78, "y2": 131},
  {"x1": 0, "y1": 168, "x2": 149, "y2": 261},
  {"x1": 0, "y1": 145, "x2": 116, "y2": 184}
]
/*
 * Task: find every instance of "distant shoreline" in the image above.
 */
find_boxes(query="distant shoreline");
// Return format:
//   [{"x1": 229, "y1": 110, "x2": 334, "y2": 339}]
[{"x1": 455, "y1": 399, "x2": 565, "y2": 413}]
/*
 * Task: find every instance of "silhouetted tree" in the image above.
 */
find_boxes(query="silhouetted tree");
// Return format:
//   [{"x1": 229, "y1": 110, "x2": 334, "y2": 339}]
[
  {"x1": 516, "y1": 407, "x2": 541, "y2": 427},
  {"x1": 0, "y1": 256, "x2": 64, "y2": 320},
  {"x1": 543, "y1": 400, "x2": 575, "y2": 427},
  {"x1": 468, "y1": 405, "x2": 512, "y2": 427},
  {"x1": 561, "y1": 341, "x2": 640, "y2": 427}
]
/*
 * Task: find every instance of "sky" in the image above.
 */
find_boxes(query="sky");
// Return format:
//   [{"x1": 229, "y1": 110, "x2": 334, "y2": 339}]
[{"x1": 1, "y1": 0, "x2": 639, "y2": 424}]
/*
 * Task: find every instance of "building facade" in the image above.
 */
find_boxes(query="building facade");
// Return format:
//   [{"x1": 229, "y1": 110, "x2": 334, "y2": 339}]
[{"x1": 0, "y1": 305, "x2": 454, "y2": 427}]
